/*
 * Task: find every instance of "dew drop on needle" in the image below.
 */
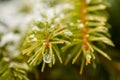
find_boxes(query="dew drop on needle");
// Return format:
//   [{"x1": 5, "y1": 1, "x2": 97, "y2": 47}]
[{"x1": 43, "y1": 53, "x2": 52, "y2": 63}]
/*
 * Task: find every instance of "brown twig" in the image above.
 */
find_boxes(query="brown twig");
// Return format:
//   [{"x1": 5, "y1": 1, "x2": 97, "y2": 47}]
[{"x1": 81, "y1": 0, "x2": 89, "y2": 50}]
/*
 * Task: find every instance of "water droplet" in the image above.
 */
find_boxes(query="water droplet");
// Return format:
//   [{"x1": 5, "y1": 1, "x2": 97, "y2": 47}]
[
  {"x1": 29, "y1": 34, "x2": 37, "y2": 41},
  {"x1": 32, "y1": 37, "x2": 37, "y2": 41},
  {"x1": 43, "y1": 53, "x2": 52, "y2": 63},
  {"x1": 78, "y1": 23, "x2": 84, "y2": 29},
  {"x1": 86, "y1": 0, "x2": 91, "y2": 4},
  {"x1": 29, "y1": 34, "x2": 35, "y2": 38},
  {"x1": 69, "y1": 22, "x2": 74, "y2": 26},
  {"x1": 64, "y1": 30, "x2": 73, "y2": 36},
  {"x1": 60, "y1": 14, "x2": 64, "y2": 18},
  {"x1": 43, "y1": 42, "x2": 46, "y2": 45},
  {"x1": 50, "y1": 25, "x2": 55, "y2": 28},
  {"x1": 99, "y1": 4, "x2": 106, "y2": 9},
  {"x1": 89, "y1": 16, "x2": 94, "y2": 20},
  {"x1": 55, "y1": 18, "x2": 60, "y2": 22},
  {"x1": 9, "y1": 62, "x2": 14, "y2": 68},
  {"x1": 86, "y1": 54, "x2": 92, "y2": 59},
  {"x1": 86, "y1": 53, "x2": 92, "y2": 64},
  {"x1": 32, "y1": 26, "x2": 40, "y2": 31},
  {"x1": 3, "y1": 57, "x2": 10, "y2": 62}
]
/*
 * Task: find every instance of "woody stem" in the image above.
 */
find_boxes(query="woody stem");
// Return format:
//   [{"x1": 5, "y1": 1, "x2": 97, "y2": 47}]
[{"x1": 81, "y1": 0, "x2": 88, "y2": 50}]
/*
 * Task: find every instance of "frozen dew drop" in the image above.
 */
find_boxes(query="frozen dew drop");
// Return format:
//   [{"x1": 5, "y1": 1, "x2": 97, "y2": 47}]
[
  {"x1": 43, "y1": 53, "x2": 52, "y2": 63},
  {"x1": 43, "y1": 42, "x2": 47, "y2": 45},
  {"x1": 89, "y1": 16, "x2": 94, "y2": 20},
  {"x1": 29, "y1": 34, "x2": 35, "y2": 38},
  {"x1": 9, "y1": 62, "x2": 15, "y2": 68},
  {"x1": 69, "y1": 22, "x2": 74, "y2": 26},
  {"x1": 3, "y1": 57, "x2": 10, "y2": 62},
  {"x1": 29, "y1": 34, "x2": 38, "y2": 41},
  {"x1": 60, "y1": 13, "x2": 64, "y2": 19},
  {"x1": 86, "y1": 53, "x2": 92, "y2": 59},
  {"x1": 78, "y1": 23, "x2": 84, "y2": 29},
  {"x1": 55, "y1": 18, "x2": 60, "y2": 23},
  {"x1": 32, "y1": 37, "x2": 37, "y2": 41},
  {"x1": 50, "y1": 25, "x2": 55, "y2": 29},
  {"x1": 79, "y1": 23, "x2": 84, "y2": 27},
  {"x1": 29, "y1": 34, "x2": 36, "y2": 40},
  {"x1": 99, "y1": 4, "x2": 106, "y2": 9},
  {"x1": 86, "y1": 0, "x2": 91, "y2": 4},
  {"x1": 64, "y1": 30, "x2": 73, "y2": 36},
  {"x1": 86, "y1": 53, "x2": 92, "y2": 64},
  {"x1": 32, "y1": 26, "x2": 40, "y2": 31}
]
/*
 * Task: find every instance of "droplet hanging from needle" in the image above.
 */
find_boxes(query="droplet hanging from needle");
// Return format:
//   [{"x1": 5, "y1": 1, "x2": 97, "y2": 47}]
[
  {"x1": 43, "y1": 53, "x2": 52, "y2": 63},
  {"x1": 86, "y1": 53, "x2": 92, "y2": 64}
]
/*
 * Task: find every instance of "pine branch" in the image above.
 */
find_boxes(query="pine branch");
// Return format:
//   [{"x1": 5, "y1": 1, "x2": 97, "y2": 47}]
[
  {"x1": 0, "y1": 57, "x2": 29, "y2": 80},
  {"x1": 23, "y1": 17, "x2": 72, "y2": 71},
  {"x1": 22, "y1": 0, "x2": 114, "y2": 74},
  {"x1": 63, "y1": 0, "x2": 114, "y2": 74}
]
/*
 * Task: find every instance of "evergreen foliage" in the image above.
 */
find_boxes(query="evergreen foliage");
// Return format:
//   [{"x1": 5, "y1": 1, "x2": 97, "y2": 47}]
[
  {"x1": 0, "y1": 0, "x2": 116, "y2": 80},
  {"x1": 23, "y1": 0, "x2": 114, "y2": 74}
]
